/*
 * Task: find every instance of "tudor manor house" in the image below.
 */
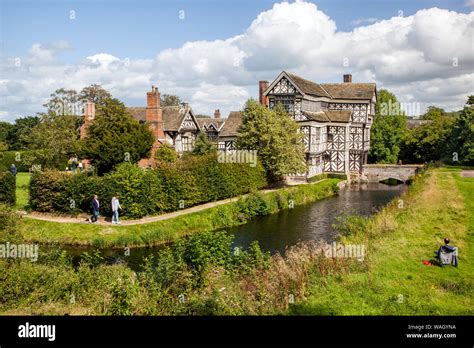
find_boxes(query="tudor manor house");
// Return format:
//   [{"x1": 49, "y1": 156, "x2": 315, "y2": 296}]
[{"x1": 80, "y1": 71, "x2": 376, "y2": 179}]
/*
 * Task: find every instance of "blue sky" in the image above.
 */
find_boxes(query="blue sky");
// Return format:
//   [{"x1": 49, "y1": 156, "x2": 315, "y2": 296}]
[
  {"x1": 1, "y1": 0, "x2": 473, "y2": 121},
  {"x1": 2, "y1": 0, "x2": 471, "y2": 62}
]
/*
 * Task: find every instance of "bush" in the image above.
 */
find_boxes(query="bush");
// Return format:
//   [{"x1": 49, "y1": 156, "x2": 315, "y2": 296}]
[
  {"x1": 0, "y1": 172, "x2": 16, "y2": 205},
  {"x1": 0, "y1": 150, "x2": 68, "y2": 172},
  {"x1": 29, "y1": 154, "x2": 268, "y2": 218},
  {"x1": 0, "y1": 151, "x2": 29, "y2": 172}
]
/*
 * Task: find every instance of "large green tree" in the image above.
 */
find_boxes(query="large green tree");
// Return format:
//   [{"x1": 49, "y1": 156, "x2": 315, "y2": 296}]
[
  {"x1": 79, "y1": 98, "x2": 154, "y2": 175},
  {"x1": 445, "y1": 97, "x2": 474, "y2": 165},
  {"x1": 400, "y1": 106, "x2": 456, "y2": 163},
  {"x1": 236, "y1": 99, "x2": 306, "y2": 181},
  {"x1": 0, "y1": 121, "x2": 13, "y2": 150},
  {"x1": 161, "y1": 94, "x2": 182, "y2": 107},
  {"x1": 25, "y1": 113, "x2": 80, "y2": 169},
  {"x1": 368, "y1": 89, "x2": 408, "y2": 164},
  {"x1": 43, "y1": 88, "x2": 80, "y2": 116},
  {"x1": 6, "y1": 116, "x2": 41, "y2": 150},
  {"x1": 79, "y1": 84, "x2": 112, "y2": 107}
]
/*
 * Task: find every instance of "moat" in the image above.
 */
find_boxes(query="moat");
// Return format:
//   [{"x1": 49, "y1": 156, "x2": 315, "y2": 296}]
[{"x1": 45, "y1": 182, "x2": 407, "y2": 270}]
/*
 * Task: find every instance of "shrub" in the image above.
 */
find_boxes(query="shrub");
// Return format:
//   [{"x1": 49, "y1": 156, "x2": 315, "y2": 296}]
[
  {"x1": 0, "y1": 172, "x2": 16, "y2": 205},
  {"x1": 28, "y1": 154, "x2": 268, "y2": 218}
]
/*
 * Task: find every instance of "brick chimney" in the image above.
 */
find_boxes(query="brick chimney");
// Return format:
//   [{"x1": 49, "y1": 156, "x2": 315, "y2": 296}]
[
  {"x1": 80, "y1": 101, "x2": 95, "y2": 139},
  {"x1": 214, "y1": 109, "x2": 221, "y2": 119},
  {"x1": 259, "y1": 80, "x2": 269, "y2": 106},
  {"x1": 146, "y1": 85, "x2": 164, "y2": 139},
  {"x1": 343, "y1": 74, "x2": 352, "y2": 83}
]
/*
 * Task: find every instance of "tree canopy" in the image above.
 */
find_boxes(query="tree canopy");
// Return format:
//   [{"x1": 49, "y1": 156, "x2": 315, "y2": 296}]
[
  {"x1": 368, "y1": 89, "x2": 408, "y2": 164},
  {"x1": 236, "y1": 99, "x2": 306, "y2": 181},
  {"x1": 79, "y1": 98, "x2": 154, "y2": 175}
]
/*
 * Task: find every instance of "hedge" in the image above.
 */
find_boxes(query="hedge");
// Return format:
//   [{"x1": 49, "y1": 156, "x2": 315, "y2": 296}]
[
  {"x1": 0, "y1": 150, "x2": 69, "y2": 172},
  {"x1": 29, "y1": 154, "x2": 267, "y2": 218},
  {"x1": 0, "y1": 172, "x2": 16, "y2": 205},
  {"x1": 0, "y1": 151, "x2": 30, "y2": 172}
]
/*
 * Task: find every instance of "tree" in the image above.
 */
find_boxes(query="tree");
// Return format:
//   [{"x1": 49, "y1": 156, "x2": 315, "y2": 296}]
[
  {"x1": 0, "y1": 121, "x2": 13, "y2": 149},
  {"x1": 236, "y1": 99, "x2": 306, "y2": 181},
  {"x1": 79, "y1": 84, "x2": 112, "y2": 107},
  {"x1": 467, "y1": 95, "x2": 474, "y2": 106},
  {"x1": 155, "y1": 143, "x2": 178, "y2": 164},
  {"x1": 192, "y1": 133, "x2": 217, "y2": 156},
  {"x1": 161, "y1": 94, "x2": 182, "y2": 107},
  {"x1": 368, "y1": 89, "x2": 408, "y2": 164},
  {"x1": 79, "y1": 98, "x2": 154, "y2": 175},
  {"x1": 6, "y1": 116, "x2": 41, "y2": 150},
  {"x1": 445, "y1": 98, "x2": 474, "y2": 165},
  {"x1": 400, "y1": 106, "x2": 455, "y2": 163},
  {"x1": 25, "y1": 112, "x2": 80, "y2": 169},
  {"x1": 43, "y1": 88, "x2": 80, "y2": 116}
]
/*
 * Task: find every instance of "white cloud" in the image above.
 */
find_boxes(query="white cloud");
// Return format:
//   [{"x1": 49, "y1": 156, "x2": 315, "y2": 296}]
[
  {"x1": 1, "y1": 2, "x2": 473, "y2": 122},
  {"x1": 351, "y1": 17, "x2": 378, "y2": 25}
]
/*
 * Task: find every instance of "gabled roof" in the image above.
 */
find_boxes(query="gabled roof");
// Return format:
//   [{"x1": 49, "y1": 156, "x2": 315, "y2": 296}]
[
  {"x1": 196, "y1": 118, "x2": 226, "y2": 131},
  {"x1": 126, "y1": 106, "x2": 201, "y2": 132},
  {"x1": 219, "y1": 111, "x2": 242, "y2": 137},
  {"x1": 320, "y1": 83, "x2": 376, "y2": 100},
  {"x1": 265, "y1": 71, "x2": 376, "y2": 100},
  {"x1": 303, "y1": 110, "x2": 351, "y2": 123},
  {"x1": 127, "y1": 107, "x2": 146, "y2": 122},
  {"x1": 286, "y1": 73, "x2": 331, "y2": 98}
]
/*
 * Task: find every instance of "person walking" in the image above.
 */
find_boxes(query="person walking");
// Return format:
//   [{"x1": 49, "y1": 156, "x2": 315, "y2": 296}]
[
  {"x1": 78, "y1": 161, "x2": 84, "y2": 172},
  {"x1": 71, "y1": 156, "x2": 78, "y2": 173},
  {"x1": 111, "y1": 194, "x2": 122, "y2": 224},
  {"x1": 89, "y1": 195, "x2": 100, "y2": 223},
  {"x1": 9, "y1": 164, "x2": 17, "y2": 176}
]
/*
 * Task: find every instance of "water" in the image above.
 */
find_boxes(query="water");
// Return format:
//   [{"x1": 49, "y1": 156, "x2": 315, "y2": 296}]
[
  {"x1": 42, "y1": 182, "x2": 407, "y2": 270},
  {"x1": 228, "y1": 182, "x2": 407, "y2": 254}
]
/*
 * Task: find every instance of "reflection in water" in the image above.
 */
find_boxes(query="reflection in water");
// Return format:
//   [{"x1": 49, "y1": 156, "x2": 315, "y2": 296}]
[
  {"x1": 228, "y1": 182, "x2": 407, "y2": 254},
  {"x1": 43, "y1": 183, "x2": 407, "y2": 270}
]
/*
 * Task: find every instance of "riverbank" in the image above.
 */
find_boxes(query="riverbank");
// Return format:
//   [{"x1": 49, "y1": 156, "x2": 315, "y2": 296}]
[
  {"x1": 19, "y1": 178, "x2": 341, "y2": 248},
  {"x1": 290, "y1": 168, "x2": 473, "y2": 315}
]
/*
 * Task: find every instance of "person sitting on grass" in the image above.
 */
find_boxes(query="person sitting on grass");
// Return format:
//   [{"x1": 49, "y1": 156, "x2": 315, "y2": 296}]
[
  {"x1": 111, "y1": 194, "x2": 122, "y2": 225},
  {"x1": 88, "y1": 195, "x2": 100, "y2": 224},
  {"x1": 435, "y1": 238, "x2": 458, "y2": 267}
]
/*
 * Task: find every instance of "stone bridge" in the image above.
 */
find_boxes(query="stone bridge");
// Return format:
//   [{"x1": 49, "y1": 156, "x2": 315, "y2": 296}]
[{"x1": 361, "y1": 164, "x2": 424, "y2": 183}]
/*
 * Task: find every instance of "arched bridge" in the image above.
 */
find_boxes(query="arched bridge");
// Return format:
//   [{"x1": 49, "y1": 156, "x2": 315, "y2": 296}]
[{"x1": 361, "y1": 164, "x2": 424, "y2": 183}]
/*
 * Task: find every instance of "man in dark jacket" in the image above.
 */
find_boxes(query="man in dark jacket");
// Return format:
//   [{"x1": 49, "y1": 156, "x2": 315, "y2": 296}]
[
  {"x1": 89, "y1": 195, "x2": 100, "y2": 223},
  {"x1": 10, "y1": 164, "x2": 17, "y2": 176}
]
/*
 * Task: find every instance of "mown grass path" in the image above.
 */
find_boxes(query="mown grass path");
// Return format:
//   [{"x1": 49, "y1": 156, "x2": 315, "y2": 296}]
[{"x1": 292, "y1": 169, "x2": 473, "y2": 315}]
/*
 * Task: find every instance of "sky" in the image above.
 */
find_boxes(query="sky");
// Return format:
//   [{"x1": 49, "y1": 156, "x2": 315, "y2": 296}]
[{"x1": 0, "y1": 0, "x2": 473, "y2": 122}]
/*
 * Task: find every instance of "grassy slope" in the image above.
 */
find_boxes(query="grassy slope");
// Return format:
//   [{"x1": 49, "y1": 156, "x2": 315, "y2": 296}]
[
  {"x1": 20, "y1": 179, "x2": 341, "y2": 248},
  {"x1": 291, "y1": 168, "x2": 473, "y2": 315},
  {"x1": 15, "y1": 172, "x2": 30, "y2": 210}
]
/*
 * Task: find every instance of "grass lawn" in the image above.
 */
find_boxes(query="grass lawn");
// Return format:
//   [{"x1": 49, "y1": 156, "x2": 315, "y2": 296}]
[
  {"x1": 15, "y1": 172, "x2": 31, "y2": 210},
  {"x1": 290, "y1": 168, "x2": 473, "y2": 315}
]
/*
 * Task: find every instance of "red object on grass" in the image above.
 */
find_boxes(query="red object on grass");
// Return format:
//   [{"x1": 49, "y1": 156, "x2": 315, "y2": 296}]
[{"x1": 422, "y1": 260, "x2": 432, "y2": 266}]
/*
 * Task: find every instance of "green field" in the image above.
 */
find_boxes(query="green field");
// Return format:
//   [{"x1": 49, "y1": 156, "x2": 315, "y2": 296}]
[
  {"x1": 290, "y1": 168, "x2": 473, "y2": 315},
  {"x1": 15, "y1": 172, "x2": 31, "y2": 210}
]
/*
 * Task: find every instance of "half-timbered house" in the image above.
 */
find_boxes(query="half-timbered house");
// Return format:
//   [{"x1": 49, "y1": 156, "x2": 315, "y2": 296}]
[
  {"x1": 219, "y1": 72, "x2": 376, "y2": 177},
  {"x1": 263, "y1": 71, "x2": 375, "y2": 176}
]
